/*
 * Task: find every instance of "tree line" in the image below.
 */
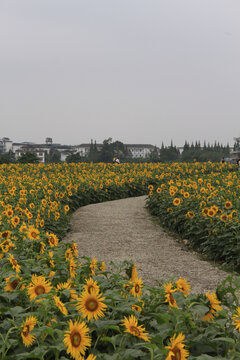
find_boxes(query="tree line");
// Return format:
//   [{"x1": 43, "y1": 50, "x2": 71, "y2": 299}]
[{"x1": 0, "y1": 138, "x2": 235, "y2": 164}]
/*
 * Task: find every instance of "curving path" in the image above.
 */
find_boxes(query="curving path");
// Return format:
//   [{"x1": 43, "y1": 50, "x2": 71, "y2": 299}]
[{"x1": 64, "y1": 196, "x2": 229, "y2": 293}]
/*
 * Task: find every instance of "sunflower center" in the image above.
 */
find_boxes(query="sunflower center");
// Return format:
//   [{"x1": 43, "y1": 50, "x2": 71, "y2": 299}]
[
  {"x1": 130, "y1": 326, "x2": 141, "y2": 337},
  {"x1": 70, "y1": 332, "x2": 81, "y2": 347},
  {"x1": 169, "y1": 293, "x2": 175, "y2": 305},
  {"x1": 22, "y1": 325, "x2": 30, "y2": 337},
  {"x1": 12, "y1": 259, "x2": 18, "y2": 266},
  {"x1": 35, "y1": 285, "x2": 45, "y2": 295},
  {"x1": 11, "y1": 279, "x2": 19, "y2": 289},
  {"x1": 172, "y1": 347, "x2": 181, "y2": 360},
  {"x1": 135, "y1": 284, "x2": 140, "y2": 293},
  {"x1": 86, "y1": 299, "x2": 98, "y2": 311}
]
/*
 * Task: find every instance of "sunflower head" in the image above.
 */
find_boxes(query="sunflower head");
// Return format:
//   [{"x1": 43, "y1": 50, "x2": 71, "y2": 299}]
[
  {"x1": 77, "y1": 289, "x2": 107, "y2": 321},
  {"x1": 63, "y1": 320, "x2": 91, "y2": 359}
]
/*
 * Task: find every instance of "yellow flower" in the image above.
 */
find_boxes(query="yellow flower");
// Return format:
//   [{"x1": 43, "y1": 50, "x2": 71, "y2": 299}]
[
  {"x1": 165, "y1": 333, "x2": 189, "y2": 360},
  {"x1": 100, "y1": 261, "x2": 105, "y2": 271},
  {"x1": 83, "y1": 278, "x2": 100, "y2": 294},
  {"x1": 77, "y1": 289, "x2": 107, "y2": 321},
  {"x1": 225, "y1": 200, "x2": 232, "y2": 209},
  {"x1": 71, "y1": 242, "x2": 78, "y2": 256},
  {"x1": 202, "y1": 292, "x2": 223, "y2": 322},
  {"x1": 69, "y1": 258, "x2": 77, "y2": 278},
  {"x1": 173, "y1": 198, "x2": 181, "y2": 206},
  {"x1": 130, "y1": 277, "x2": 143, "y2": 298},
  {"x1": 21, "y1": 316, "x2": 37, "y2": 347},
  {"x1": 232, "y1": 307, "x2": 240, "y2": 332},
  {"x1": 47, "y1": 232, "x2": 59, "y2": 247},
  {"x1": 28, "y1": 274, "x2": 52, "y2": 301},
  {"x1": 8, "y1": 253, "x2": 21, "y2": 273},
  {"x1": 57, "y1": 280, "x2": 72, "y2": 290},
  {"x1": 90, "y1": 257, "x2": 98, "y2": 276},
  {"x1": 63, "y1": 320, "x2": 91, "y2": 360},
  {"x1": 130, "y1": 264, "x2": 138, "y2": 281},
  {"x1": 54, "y1": 295, "x2": 68, "y2": 316},
  {"x1": 176, "y1": 277, "x2": 191, "y2": 297},
  {"x1": 27, "y1": 226, "x2": 40, "y2": 240},
  {"x1": 122, "y1": 315, "x2": 151, "y2": 342},
  {"x1": 5, "y1": 274, "x2": 24, "y2": 291},
  {"x1": 163, "y1": 282, "x2": 178, "y2": 308}
]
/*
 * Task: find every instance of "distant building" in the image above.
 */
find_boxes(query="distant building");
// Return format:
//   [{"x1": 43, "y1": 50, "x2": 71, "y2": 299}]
[
  {"x1": 125, "y1": 144, "x2": 158, "y2": 158},
  {"x1": 15, "y1": 146, "x2": 45, "y2": 163},
  {"x1": 1, "y1": 137, "x2": 160, "y2": 162},
  {"x1": 0, "y1": 137, "x2": 13, "y2": 153}
]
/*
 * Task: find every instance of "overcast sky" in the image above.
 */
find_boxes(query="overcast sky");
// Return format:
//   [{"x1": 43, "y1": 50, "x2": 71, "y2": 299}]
[{"x1": 0, "y1": 1, "x2": 239, "y2": 147}]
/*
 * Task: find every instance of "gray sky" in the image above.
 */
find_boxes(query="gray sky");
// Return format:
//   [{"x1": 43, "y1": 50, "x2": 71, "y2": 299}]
[{"x1": 0, "y1": 0, "x2": 240, "y2": 147}]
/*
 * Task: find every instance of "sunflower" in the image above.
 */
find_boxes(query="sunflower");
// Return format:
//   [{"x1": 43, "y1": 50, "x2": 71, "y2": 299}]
[
  {"x1": 65, "y1": 248, "x2": 73, "y2": 260},
  {"x1": 202, "y1": 208, "x2": 209, "y2": 217},
  {"x1": 163, "y1": 282, "x2": 178, "y2": 308},
  {"x1": 131, "y1": 264, "x2": 139, "y2": 281},
  {"x1": 65, "y1": 205, "x2": 70, "y2": 213},
  {"x1": 176, "y1": 277, "x2": 191, "y2": 297},
  {"x1": 130, "y1": 277, "x2": 143, "y2": 298},
  {"x1": 57, "y1": 280, "x2": 72, "y2": 290},
  {"x1": 185, "y1": 211, "x2": 195, "y2": 219},
  {"x1": 54, "y1": 295, "x2": 68, "y2": 316},
  {"x1": 28, "y1": 274, "x2": 52, "y2": 301},
  {"x1": 90, "y1": 257, "x2": 98, "y2": 276},
  {"x1": 85, "y1": 355, "x2": 96, "y2": 360},
  {"x1": 5, "y1": 274, "x2": 24, "y2": 291},
  {"x1": 207, "y1": 209, "x2": 215, "y2": 217},
  {"x1": 220, "y1": 214, "x2": 228, "y2": 222},
  {"x1": 63, "y1": 319, "x2": 91, "y2": 360},
  {"x1": 77, "y1": 289, "x2": 107, "y2": 321},
  {"x1": 71, "y1": 243, "x2": 78, "y2": 256},
  {"x1": 11, "y1": 216, "x2": 20, "y2": 227},
  {"x1": 165, "y1": 333, "x2": 189, "y2": 360},
  {"x1": 21, "y1": 316, "x2": 37, "y2": 347},
  {"x1": 69, "y1": 258, "x2": 77, "y2": 278},
  {"x1": 47, "y1": 232, "x2": 59, "y2": 247},
  {"x1": 122, "y1": 315, "x2": 150, "y2": 342},
  {"x1": 225, "y1": 201, "x2": 232, "y2": 209},
  {"x1": 132, "y1": 304, "x2": 142, "y2": 312},
  {"x1": 27, "y1": 226, "x2": 40, "y2": 240},
  {"x1": 202, "y1": 291, "x2": 222, "y2": 322},
  {"x1": 83, "y1": 278, "x2": 100, "y2": 294},
  {"x1": 100, "y1": 261, "x2": 105, "y2": 271},
  {"x1": 232, "y1": 307, "x2": 240, "y2": 332},
  {"x1": 8, "y1": 253, "x2": 21, "y2": 273},
  {"x1": 148, "y1": 184, "x2": 153, "y2": 191},
  {"x1": 0, "y1": 231, "x2": 11, "y2": 239},
  {"x1": 40, "y1": 241, "x2": 46, "y2": 254},
  {"x1": 173, "y1": 198, "x2": 181, "y2": 206}
]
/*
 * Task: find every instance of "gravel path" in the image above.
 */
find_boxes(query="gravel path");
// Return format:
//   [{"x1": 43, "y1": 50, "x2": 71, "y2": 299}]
[{"x1": 64, "y1": 196, "x2": 229, "y2": 293}]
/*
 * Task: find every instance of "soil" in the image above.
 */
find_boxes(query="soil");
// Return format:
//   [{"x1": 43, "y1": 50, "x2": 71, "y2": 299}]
[{"x1": 64, "y1": 196, "x2": 229, "y2": 293}]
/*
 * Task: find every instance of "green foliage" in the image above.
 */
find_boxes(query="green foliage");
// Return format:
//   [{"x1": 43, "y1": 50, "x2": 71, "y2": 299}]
[{"x1": 17, "y1": 152, "x2": 40, "y2": 164}]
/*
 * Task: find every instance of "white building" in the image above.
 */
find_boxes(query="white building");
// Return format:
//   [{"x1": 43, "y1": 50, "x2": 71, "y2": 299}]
[
  {"x1": 15, "y1": 147, "x2": 45, "y2": 163},
  {"x1": 126, "y1": 144, "x2": 158, "y2": 158},
  {"x1": 0, "y1": 137, "x2": 13, "y2": 153}
]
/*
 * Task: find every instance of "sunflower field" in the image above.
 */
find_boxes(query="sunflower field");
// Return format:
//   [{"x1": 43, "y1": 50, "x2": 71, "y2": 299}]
[{"x1": 0, "y1": 162, "x2": 240, "y2": 360}]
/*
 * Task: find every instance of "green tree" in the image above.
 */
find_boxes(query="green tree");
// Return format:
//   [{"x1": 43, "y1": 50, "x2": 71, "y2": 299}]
[
  {"x1": 66, "y1": 153, "x2": 83, "y2": 163},
  {"x1": 149, "y1": 146, "x2": 160, "y2": 162},
  {"x1": 45, "y1": 149, "x2": 61, "y2": 163},
  {"x1": 18, "y1": 152, "x2": 40, "y2": 163}
]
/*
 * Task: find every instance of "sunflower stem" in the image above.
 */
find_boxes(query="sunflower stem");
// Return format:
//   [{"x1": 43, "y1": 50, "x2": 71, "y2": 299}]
[
  {"x1": 93, "y1": 334, "x2": 101, "y2": 350},
  {"x1": 119, "y1": 334, "x2": 127, "y2": 349}
]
